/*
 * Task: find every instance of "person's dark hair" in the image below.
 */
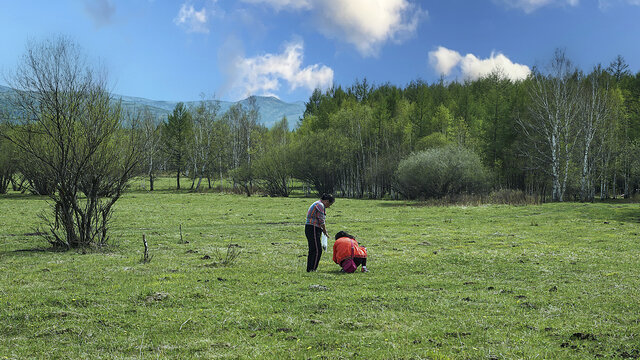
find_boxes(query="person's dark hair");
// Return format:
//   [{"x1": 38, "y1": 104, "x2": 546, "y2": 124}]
[
  {"x1": 335, "y1": 231, "x2": 355, "y2": 240},
  {"x1": 321, "y1": 193, "x2": 335, "y2": 204}
]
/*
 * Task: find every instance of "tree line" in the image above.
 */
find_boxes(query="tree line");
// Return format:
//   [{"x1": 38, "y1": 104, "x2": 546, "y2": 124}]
[
  {"x1": 2, "y1": 38, "x2": 639, "y2": 248},
  {"x1": 123, "y1": 51, "x2": 639, "y2": 203},
  {"x1": 3, "y1": 48, "x2": 640, "y2": 205}
]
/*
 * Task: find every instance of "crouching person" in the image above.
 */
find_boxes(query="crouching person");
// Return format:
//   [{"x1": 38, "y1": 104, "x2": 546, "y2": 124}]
[{"x1": 332, "y1": 231, "x2": 368, "y2": 273}]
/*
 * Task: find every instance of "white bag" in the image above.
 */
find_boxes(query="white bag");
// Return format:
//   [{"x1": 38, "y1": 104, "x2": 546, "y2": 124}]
[{"x1": 320, "y1": 233, "x2": 328, "y2": 251}]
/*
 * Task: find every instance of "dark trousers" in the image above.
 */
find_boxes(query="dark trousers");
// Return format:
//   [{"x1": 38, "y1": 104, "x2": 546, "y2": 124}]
[
  {"x1": 354, "y1": 257, "x2": 367, "y2": 267},
  {"x1": 305, "y1": 224, "x2": 322, "y2": 272}
]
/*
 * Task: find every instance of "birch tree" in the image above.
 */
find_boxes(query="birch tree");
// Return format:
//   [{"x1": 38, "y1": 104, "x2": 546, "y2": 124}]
[
  {"x1": 519, "y1": 50, "x2": 582, "y2": 201},
  {"x1": 189, "y1": 96, "x2": 220, "y2": 190},
  {"x1": 578, "y1": 67, "x2": 612, "y2": 202}
]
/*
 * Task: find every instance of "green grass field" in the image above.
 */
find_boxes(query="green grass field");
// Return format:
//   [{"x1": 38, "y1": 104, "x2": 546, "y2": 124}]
[{"x1": 1, "y1": 179, "x2": 640, "y2": 359}]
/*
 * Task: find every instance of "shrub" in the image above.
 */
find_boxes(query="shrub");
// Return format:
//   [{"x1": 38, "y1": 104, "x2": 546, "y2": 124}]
[
  {"x1": 416, "y1": 132, "x2": 448, "y2": 151},
  {"x1": 487, "y1": 189, "x2": 540, "y2": 205},
  {"x1": 3, "y1": 37, "x2": 142, "y2": 249},
  {"x1": 395, "y1": 145, "x2": 489, "y2": 199},
  {"x1": 254, "y1": 144, "x2": 293, "y2": 197}
]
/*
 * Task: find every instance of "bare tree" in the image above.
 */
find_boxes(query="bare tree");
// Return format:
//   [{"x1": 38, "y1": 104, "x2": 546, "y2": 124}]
[
  {"x1": 140, "y1": 108, "x2": 161, "y2": 191},
  {"x1": 0, "y1": 124, "x2": 17, "y2": 194},
  {"x1": 607, "y1": 55, "x2": 631, "y2": 82},
  {"x1": 519, "y1": 50, "x2": 582, "y2": 202},
  {"x1": 1, "y1": 36, "x2": 141, "y2": 248},
  {"x1": 226, "y1": 97, "x2": 263, "y2": 196},
  {"x1": 189, "y1": 95, "x2": 220, "y2": 191}
]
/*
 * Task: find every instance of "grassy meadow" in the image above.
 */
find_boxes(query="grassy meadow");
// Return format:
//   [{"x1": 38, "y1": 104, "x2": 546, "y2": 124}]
[{"x1": 1, "y1": 178, "x2": 640, "y2": 359}]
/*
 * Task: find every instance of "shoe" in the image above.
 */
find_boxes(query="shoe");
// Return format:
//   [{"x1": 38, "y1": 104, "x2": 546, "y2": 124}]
[{"x1": 361, "y1": 267, "x2": 368, "y2": 273}]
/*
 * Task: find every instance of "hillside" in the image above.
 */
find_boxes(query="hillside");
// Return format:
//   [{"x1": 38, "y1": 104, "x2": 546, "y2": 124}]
[{"x1": 0, "y1": 85, "x2": 306, "y2": 129}]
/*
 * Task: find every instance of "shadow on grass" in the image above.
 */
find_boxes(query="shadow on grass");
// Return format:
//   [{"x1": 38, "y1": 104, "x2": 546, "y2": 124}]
[
  {"x1": 598, "y1": 206, "x2": 640, "y2": 224},
  {"x1": 0, "y1": 192, "x2": 49, "y2": 201},
  {"x1": 1, "y1": 231, "x2": 118, "y2": 257},
  {"x1": 377, "y1": 201, "x2": 424, "y2": 208},
  {"x1": 0, "y1": 246, "x2": 64, "y2": 259}
]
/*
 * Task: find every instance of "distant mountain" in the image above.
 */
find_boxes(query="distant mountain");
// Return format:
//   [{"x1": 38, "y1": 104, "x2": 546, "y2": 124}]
[{"x1": 0, "y1": 85, "x2": 306, "y2": 130}]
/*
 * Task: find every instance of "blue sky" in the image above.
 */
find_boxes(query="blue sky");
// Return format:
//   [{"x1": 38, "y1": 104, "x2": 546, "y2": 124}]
[{"x1": 1, "y1": 0, "x2": 639, "y2": 103}]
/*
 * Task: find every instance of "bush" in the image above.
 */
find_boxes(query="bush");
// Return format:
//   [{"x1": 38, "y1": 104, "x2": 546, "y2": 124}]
[
  {"x1": 395, "y1": 145, "x2": 489, "y2": 199},
  {"x1": 487, "y1": 189, "x2": 539, "y2": 205},
  {"x1": 254, "y1": 144, "x2": 293, "y2": 197},
  {"x1": 416, "y1": 132, "x2": 448, "y2": 151}
]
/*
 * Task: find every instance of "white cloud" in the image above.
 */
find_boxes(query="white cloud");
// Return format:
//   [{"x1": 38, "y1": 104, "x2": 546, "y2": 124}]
[
  {"x1": 599, "y1": 0, "x2": 640, "y2": 8},
  {"x1": 428, "y1": 46, "x2": 462, "y2": 76},
  {"x1": 241, "y1": 0, "x2": 426, "y2": 57},
  {"x1": 174, "y1": 3, "x2": 209, "y2": 34},
  {"x1": 226, "y1": 40, "x2": 334, "y2": 99},
  {"x1": 496, "y1": 0, "x2": 579, "y2": 13},
  {"x1": 428, "y1": 47, "x2": 531, "y2": 82},
  {"x1": 460, "y1": 52, "x2": 531, "y2": 81},
  {"x1": 241, "y1": 0, "x2": 313, "y2": 10}
]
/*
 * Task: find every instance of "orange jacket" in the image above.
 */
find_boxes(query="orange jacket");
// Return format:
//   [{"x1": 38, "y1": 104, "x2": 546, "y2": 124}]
[{"x1": 332, "y1": 237, "x2": 367, "y2": 265}]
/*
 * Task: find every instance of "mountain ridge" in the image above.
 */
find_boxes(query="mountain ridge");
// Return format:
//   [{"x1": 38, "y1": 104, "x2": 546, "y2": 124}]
[{"x1": 0, "y1": 85, "x2": 306, "y2": 130}]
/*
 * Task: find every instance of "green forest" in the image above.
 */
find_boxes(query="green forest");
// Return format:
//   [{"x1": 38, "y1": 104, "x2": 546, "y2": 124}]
[{"x1": 2, "y1": 45, "x2": 640, "y2": 205}]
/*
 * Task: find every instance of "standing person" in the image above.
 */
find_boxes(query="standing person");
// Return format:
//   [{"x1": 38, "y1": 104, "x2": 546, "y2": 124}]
[{"x1": 305, "y1": 193, "x2": 335, "y2": 272}]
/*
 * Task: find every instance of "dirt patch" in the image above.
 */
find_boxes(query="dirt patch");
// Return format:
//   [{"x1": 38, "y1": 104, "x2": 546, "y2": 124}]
[
  {"x1": 519, "y1": 302, "x2": 537, "y2": 309},
  {"x1": 145, "y1": 292, "x2": 169, "y2": 303},
  {"x1": 570, "y1": 332, "x2": 597, "y2": 341},
  {"x1": 445, "y1": 332, "x2": 471, "y2": 337},
  {"x1": 618, "y1": 348, "x2": 640, "y2": 359}
]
